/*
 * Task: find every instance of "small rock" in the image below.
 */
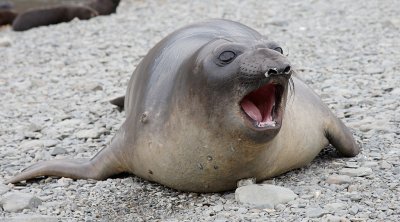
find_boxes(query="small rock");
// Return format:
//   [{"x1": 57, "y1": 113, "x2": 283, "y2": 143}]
[
  {"x1": 237, "y1": 178, "x2": 256, "y2": 187},
  {"x1": 57, "y1": 119, "x2": 82, "y2": 127},
  {"x1": 237, "y1": 207, "x2": 248, "y2": 214},
  {"x1": 349, "y1": 217, "x2": 367, "y2": 222},
  {"x1": 345, "y1": 162, "x2": 359, "y2": 168},
  {"x1": 326, "y1": 175, "x2": 352, "y2": 184},
  {"x1": 75, "y1": 128, "x2": 103, "y2": 139},
  {"x1": 324, "y1": 202, "x2": 347, "y2": 212},
  {"x1": 364, "y1": 66, "x2": 384, "y2": 74},
  {"x1": 51, "y1": 147, "x2": 67, "y2": 156},
  {"x1": 380, "y1": 161, "x2": 392, "y2": 169},
  {"x1": 26, "y1": 122, "x2": 44, "y2": 132},
  {"x1": 0, "y1": 37, "x2": 11, "y2": 47},
  {"x1": 0, "y1": 192, "x2": 42, "y2": 212},
  {"x1": 235, "y1": 184, "x2": 297, "y2": 209},
  {"x1": 0, "y1": 183, "x2": 10, "y2": 195},
  {"x1": 19, "y1": 140, "x2": 44, "y2": 150},
  {"x1": 347, "y1": 184, "x2": 358, "y2": 192},
  {"x1": 324, "y1": 214, "x2": 349, "y2": 222},
  {"x1": 74, "y1": 82, "x2": 103, "y2": 91},
  {"x1": 339, "y1": 167, "x2": 372, "y2": 177},
  {"x1": 43, "y1": 140, "x2": 58, "y2": 147},
  {"x1": 390, "y1": 88, "x2": 400, "y2": 96},
  {"x1": 393, "y1": 166, "x2": 400, "y2": 175},
  {"x1": 202, "y1": 209, "x2": 213, "y2": 217},
  {"x1": 349, "y1": 205, "x2": 359, "y2": 215},
  {"x1": 362, "y1": 161, "x2": 378, "y2": 167},
  {"x1": 314, "y1": 190, "x2": 322, "y2": 199},
  {"x1": 214, "y1": 217, "x2": 228, "y2": 222},
  {"x1": 275, "y1": 204, "x2": 285, "y2": 211},
  {"x1": 306, "y1": 207, "x2": 328, "y2": 218},
  {"x1": 300, "y1": 194, "x2": 314, "y2": 199},
  {"x1": 212, "y1": 204, "x2": 224, "y2": 212},
  {"x1": 57, "y1": 177, "x2": 73, "y2": 186},
  {"x1": 349, "y1": 192, "x2": 362, "y2": 201}
]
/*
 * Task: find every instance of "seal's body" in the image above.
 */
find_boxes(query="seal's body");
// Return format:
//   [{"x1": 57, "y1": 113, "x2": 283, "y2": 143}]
[
  {"x1": 7, "y1": 20, "x2": 359, "y2": 192},
  {"x1": 12, "y1": 5, "x2": 98, "y2": 31}
]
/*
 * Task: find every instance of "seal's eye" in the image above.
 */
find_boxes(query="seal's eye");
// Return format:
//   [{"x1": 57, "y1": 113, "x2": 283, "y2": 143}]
[
  {"x1": 218, "y1": 51, "x2": 236, "y2": 64},
  {"x1": 274, "y1": 47, "x2": 283, "y2": 54}
]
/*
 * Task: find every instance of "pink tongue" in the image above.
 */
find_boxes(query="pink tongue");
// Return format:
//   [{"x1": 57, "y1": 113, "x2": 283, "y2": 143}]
[{"x1": 240, "y1": 99, "x2": 262, "y2": 122}]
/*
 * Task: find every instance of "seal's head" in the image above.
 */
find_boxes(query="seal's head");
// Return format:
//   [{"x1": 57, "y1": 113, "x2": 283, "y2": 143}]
[{"x1": 192, "y1": 38, "x2": 292, "y2": 142}]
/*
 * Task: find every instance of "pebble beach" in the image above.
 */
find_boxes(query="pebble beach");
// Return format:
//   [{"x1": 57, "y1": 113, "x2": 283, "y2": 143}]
[{"x1": 0, "y1": 0, "x2": 399, "y2": 221}]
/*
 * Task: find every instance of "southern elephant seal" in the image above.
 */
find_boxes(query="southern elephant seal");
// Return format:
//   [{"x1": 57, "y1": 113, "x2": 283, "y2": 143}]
[
  {"x1": 7, "y1": 19, "x2": 359, "y2": 192},
  {"x1": 0, "y1": 9, "x2": 17, "y2": 26},
  {"x1": 85, "y1": 0, "x2": 121, "y2": 16},
  {"x1": 12, "y1": 5, "x2": 98, "y2": 32}
]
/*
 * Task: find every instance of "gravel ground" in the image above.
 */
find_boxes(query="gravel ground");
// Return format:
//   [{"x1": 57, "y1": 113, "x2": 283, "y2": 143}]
[{"x1": 0, "y1": 0, "x2": 399, "y2": 221}]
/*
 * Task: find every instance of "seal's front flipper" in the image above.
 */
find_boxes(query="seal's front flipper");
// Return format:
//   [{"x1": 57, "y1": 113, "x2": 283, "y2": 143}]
[
  {"x1": 109, "y1": 95, "x2": 125, "y2": 110},
  {"x1": 325, "y1": 115, "x2": 360, "y2": 157},
  {"x1": 5, "y1": 146, "x2": 125, "y2": 184}
]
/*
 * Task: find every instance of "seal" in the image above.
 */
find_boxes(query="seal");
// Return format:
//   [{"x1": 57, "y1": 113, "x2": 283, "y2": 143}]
[
  {"x1": 0, "y1": 9, "x2": 17, "y2": 26},
  {"x1": 6, "y1": 19, "x2": 359, "y2": 192},
  {"x1": 0, "y1": 2, "x2": 13, "y2": 10},
  {"x1": 85, "y1": 0, "x2": 121, "y2": 15},
  {"x1": 12, "y1": 5, "x2": 98, "y2": 31}
]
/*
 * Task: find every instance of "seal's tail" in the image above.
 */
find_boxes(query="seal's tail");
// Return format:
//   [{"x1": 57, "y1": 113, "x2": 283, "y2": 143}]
[{"x1": 5, "y1": 145, "x2": 125, "y2": 184}]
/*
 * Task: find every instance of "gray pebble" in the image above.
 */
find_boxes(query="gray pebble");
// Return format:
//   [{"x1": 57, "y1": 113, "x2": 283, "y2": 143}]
[
  {"x1": 212, "y1": 204, "x2": 224, "y2": 212},
  {"x1": 364, "y1": 67, "x2": 385, "y2": 74},
  {"x1": 75, "y1": 128, "x2": 103, "y2": 139},
  {"x1": 348, "y1": 193, "x2": 362, "y2": 201},
  {"x1": 237, "y1": 207, "x2": 248, "y2": 214},
  {"x1": 0, "y1": 37, "x2": 11, "y2": 47},
  {"x1": 43, "y1": 140, "x2": 59, "y2": 147},
  {"x1": 361, "y1": 161, "x2": 378, "y2": 167},
  {"x1": 324, "y1": 202, "x2": 347, "y2": 212},
  {"x1": 339, "y1": 167, "x2": 373, "y2": 177},
  {"x1": 326, "y1": 175, "x2": 352, "y2": 184},
  {"x1": 214, "y1": 217, "x2": 228, "y2": 222},
  {"x1": 393, "y1": 166, "x2": 400, "y2": 175},
  {"x1": 235, "y1": 184, "x2": 297, "y2": 209},
  {"x1": 348, "y1": 205, "x2": 359, "y2": 215},
  {"x1": 306, "y1": 207, "x2": 328, "y2": 218},
  {"x1": 275, "y1": 203, "x2": 285, "y2": 211},
  {"x1": 19, "y1": 140, "x2": 44, "y2": 150},
  {"x1": 380, "y1": 161, "x2": 392, "y2": 169},
  {"x1": 0, "y1": 192, "x2": 42, "y2": 212},
  {"x1": 51, "y1": 147, "x2": 67, "y2": 156},
  {"x1": 323, "y1": 214, "x2": 349, "y2": 222}
]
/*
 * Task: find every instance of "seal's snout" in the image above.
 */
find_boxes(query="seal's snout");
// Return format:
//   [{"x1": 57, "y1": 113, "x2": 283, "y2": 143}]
[{"x1": 266, "y1": 65, "x2": 291, "y2": 77}]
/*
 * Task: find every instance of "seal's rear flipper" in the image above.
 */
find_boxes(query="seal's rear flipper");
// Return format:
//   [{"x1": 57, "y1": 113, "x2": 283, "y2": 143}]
[
  {"x1": 325, "y1": 115, "x2": 360, "y2": 157},
  {"x1": 109, "y1": 95, "x2": 125, "y2": 110},
  {"x1": 5, "y1": 146, "x2": 125, "y2": 184}
]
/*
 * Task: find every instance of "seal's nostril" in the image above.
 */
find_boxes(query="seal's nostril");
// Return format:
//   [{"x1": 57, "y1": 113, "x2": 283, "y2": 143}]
[
  {"x1": 283, "y1": 65, "x2": 291, "y2": 74},
  {"x1": 267, "y1": 68, "x2": 278, "y2": 76}
]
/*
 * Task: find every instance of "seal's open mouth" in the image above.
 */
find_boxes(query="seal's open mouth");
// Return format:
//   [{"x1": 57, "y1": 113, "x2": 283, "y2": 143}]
[{"x1": 240, "y1": 83, "x2": 285, "y2": 129}]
